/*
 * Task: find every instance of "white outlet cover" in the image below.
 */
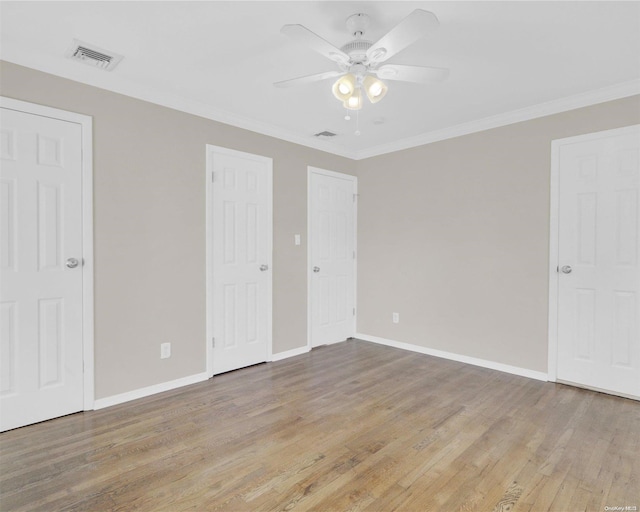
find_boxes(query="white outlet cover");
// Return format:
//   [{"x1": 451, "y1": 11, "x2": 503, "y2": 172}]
[
  {"x1": 160, "y1": 342, "x2": 171, "y2": 359},
  {"x1": 392, "y1": 313, "x2": 399, "y2": 324},
  {"x1": 295, "y1": 234, "x2": 301, "y2": 246}
]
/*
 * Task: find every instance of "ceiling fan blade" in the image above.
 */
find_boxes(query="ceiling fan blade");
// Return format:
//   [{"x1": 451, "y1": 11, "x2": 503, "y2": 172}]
[
  {"x1": 274, "y1": 70, "x2": 343, "y2": 88},
  {"x1": 281, "y1": 24, "x2": 350, "y2": 64},
  {"x1": 375, "y1": 64, "x2": 449, "y2": 84},
  {"x1": 366, "y1": 9, "x2": 439, "y2": 64}
]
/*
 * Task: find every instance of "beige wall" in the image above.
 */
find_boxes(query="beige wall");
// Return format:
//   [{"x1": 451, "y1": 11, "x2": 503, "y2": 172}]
[
  {"x1": 0, "y1": 61, "x2": 356, "y2": 399},
  {"x1": 355, "y1": 96, "x2": 640, "y2": 372},
  {"x1": 2, "y1": 59, "x2": 639, "y2": 398}
]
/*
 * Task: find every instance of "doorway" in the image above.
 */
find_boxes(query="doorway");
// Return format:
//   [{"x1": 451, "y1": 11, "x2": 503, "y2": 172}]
[
  {"x1": 548, "y1": 124, "x2": 639, "y2": 399},
  {"x1": 307, "y1": 167, "x2": 357, "y2": 348},
  {"x1": 0, "y1": 97, "x2": 94, "y2": 431},
  {"x1": 206, "y1": 145, "x2": 273, "y2": 376}
]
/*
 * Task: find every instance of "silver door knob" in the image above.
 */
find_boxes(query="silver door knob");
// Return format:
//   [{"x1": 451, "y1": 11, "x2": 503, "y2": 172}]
[
  {"x1": 66, "y1": 258, "x2": 80, "y2": 269},
  {"x1": 561, "y1": 265, "x2": 572, "y2": 274},
  {"x1": 313, "y1": 266, "x2": 320, "y2": 273},
  {"x1": 260, "y1": 264, "x2": 269, "y2": 271}
]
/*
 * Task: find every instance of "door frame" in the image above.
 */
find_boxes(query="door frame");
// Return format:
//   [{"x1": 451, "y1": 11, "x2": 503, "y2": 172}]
[
  {"x1": 547, "y1": 123, "x2": 640, "y2": 383},
  {"x1": 205, "y1": 145, "x2": 273, "y2": 377},
  {"x1": 0, "y1": 96, "x2": 95, "y2": 410},
  {"x1": 307, "y1": 166, "x2": 358, "y2": 350}
]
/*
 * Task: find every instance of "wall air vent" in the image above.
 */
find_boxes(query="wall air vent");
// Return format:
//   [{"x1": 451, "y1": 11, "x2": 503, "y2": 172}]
[
  {"x1": 314, "y1": 131, "x2": 337, "y2": 137},
  {"x1": 65, "y1": 39, "x2": 123, "y2": 71}
]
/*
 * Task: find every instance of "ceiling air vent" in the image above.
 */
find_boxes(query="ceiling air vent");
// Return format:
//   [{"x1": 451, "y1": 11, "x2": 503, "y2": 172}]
[
  {"x1": 314, "y1": 131, "x2": 337, "y2": 137},
  {"x1": 65, "y1": 39, "x2": 123, "y2": 71}
]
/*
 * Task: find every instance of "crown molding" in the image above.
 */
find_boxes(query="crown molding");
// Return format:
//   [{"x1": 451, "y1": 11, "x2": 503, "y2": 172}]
[
  {"x1": 0, "y1": 56, "x2": 359, "y2": 160},
  {"x1": 3, "y1": 56, "x2": 638, "y2": 162},
  {"x1": 353, "y1": 79, "x2": 640, "y2": 160}
]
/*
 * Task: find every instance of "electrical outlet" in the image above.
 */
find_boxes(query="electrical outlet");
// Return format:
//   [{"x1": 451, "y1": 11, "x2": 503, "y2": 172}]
[
  {"x1": 392, "y1": 312, "x2": 400, "y2": 324},
  {"x1": 294, "y1": 234, "x2": 301, "y2": 246},
  {"x1": 160, "y1": 342, "x2": 171, "y2": 359}
]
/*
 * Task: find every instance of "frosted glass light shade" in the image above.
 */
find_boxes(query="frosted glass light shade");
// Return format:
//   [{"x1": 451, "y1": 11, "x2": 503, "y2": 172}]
[
  {"x1": 343, "y1": 88, "x2": 363, "y2": 110},
  {"x1": 363, "y1": 75, "x2": 388, "y2": 103},
  {"x1": 332, "y1": 74, "x2": 356, "y2": 101}
]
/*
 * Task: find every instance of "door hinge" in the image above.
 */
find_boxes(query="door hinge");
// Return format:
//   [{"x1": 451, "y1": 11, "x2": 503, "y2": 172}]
[
  {"x1": 353, "y1": 193, "x2": 357, "y2": 203},
  {"x1": 211, "y1": 172, "x2": 215, "y2": 183},
  {"x1": 353, "y1": 307, "x2": 356, "y2": 316},
  {"x1": 212, "y1": 337, "x2": 215, "y2": 347}
]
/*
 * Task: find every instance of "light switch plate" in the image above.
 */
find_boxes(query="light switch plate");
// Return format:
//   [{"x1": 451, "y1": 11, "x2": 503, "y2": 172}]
[{"x1": 160, "y1": 342, "x2": 171, "y2": 359}]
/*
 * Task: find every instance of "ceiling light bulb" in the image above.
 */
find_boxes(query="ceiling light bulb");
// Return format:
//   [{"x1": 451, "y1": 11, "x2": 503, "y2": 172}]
[
  {"x1": 343, "y1": 88, "x2": 363, "y2": 110},
  {"x1": 369, "y1": 83, "x2": 383, "y2": 97},
  {"x1": 363, "y1": 75, "x2": 388, "y2": 104},
  {"x1": 332, "y1": 74, "x2": 356, "y2": 102}
]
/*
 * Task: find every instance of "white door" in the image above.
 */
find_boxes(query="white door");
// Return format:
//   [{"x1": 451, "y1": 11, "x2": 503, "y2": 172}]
[
  {"x1": 207, "y1": 146, "x2": 272, "y2": 375},
  {"x1": 552, "y1": 125, "x2": 639, "y2": 399},
  {"x1": 1, "y1": 106, "x2": 86, "y2": 431},
  {"x1": 308, "y1": 167, "x2": 356, "y2": 348}
]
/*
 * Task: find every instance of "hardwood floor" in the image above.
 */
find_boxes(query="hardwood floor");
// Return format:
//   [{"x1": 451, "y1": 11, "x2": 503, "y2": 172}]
[{"x1": 1, "y1": 339, "x2": 638, "y2": 511}]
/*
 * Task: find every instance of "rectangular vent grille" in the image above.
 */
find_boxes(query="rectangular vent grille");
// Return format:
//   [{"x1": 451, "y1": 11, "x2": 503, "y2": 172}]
[
  {"x1": 66, "y1": 39, "x2": 123, "y2": 71},
  {"x1": 314, "y1": 131, "x2": 337, "y2": 137}
]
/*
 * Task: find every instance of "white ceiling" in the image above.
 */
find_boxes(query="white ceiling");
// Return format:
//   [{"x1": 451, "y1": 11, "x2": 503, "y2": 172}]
[{"x1": 1, "y1": 1, "x2": 639, "y2": 159}]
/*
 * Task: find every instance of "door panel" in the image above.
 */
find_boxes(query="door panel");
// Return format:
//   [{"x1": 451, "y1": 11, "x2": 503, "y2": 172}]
[
  {"x1": 208, "y1": 147, "x2": 272, "y2": 375},
  {"x1": 0, "y1": 107, "x2": 84, "y2": 431},
  {"x1": 556, "y1": 126, "x2": 640, "y2": 398},
  {"x1": 309, "y1": 168, "x2": 356, "y2": 347}
]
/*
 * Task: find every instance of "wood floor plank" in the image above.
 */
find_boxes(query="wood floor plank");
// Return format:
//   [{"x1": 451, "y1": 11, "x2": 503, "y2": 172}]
[{"x1": 1, "y1": 339, "x2": 638, "y2": 511}]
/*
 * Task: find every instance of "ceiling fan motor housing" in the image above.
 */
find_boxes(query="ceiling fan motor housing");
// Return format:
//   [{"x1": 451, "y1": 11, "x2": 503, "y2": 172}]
[{"x1": 340, "y1": 40, "x2": 373, "y2": 64}]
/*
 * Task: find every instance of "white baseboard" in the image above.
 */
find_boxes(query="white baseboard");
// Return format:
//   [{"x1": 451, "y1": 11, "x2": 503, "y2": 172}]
[
  {"x1": 92, "y1": 336, "x2": 547, "y2": 410},
  {"x1": 93, "y1": 372, "x2": 209, "y2": 410},
  {"x1": 271, "y1": 345, "x2": 310, "y2": 362},
  {"x1": 356, "y1": 333, "x2": 548, "y2": 382}
]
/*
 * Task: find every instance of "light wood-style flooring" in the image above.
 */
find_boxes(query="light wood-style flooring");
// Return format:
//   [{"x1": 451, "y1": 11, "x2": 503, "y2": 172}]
[{"x1": 1, "y1": 339, "x2": 638, "y2": 511}]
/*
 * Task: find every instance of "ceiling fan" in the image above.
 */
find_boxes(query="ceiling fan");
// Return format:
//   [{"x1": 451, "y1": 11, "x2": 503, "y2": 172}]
[{"x1": 274, "y1": 9, "x2": 449, "y2": 110}]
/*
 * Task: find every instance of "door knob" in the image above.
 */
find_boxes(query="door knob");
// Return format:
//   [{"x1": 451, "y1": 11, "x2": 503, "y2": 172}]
[
  {"x1": 561, "y1": 265, "x2": 572, "y2": 274},
  {"x1": 313, "y1": 266, "x2": 320, "y2": 273},
  {"x1": 260, "y1": 264, "x2": 269, "y2": 271},
  {"x1": 66, "y1": 258, "x2": 80, "y2": 269}
]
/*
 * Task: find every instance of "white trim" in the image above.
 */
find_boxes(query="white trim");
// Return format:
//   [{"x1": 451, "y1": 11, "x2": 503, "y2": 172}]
[
  {"x1": 548, "y1": 136, "x2": 560, "y2": 383},
  {"x1": 547, "y1": 123, "x2": 640, "y2": 383},
  {"x1": 306, "y1": 168, "x2": 313, "y2": 350},
  {"x1": 205, "y1": 145, "x2": 273, "y2": 377},
  {"x1": 205, "y1": 146, "x2": 213, "y2": 377},
  {"x1": 270, "y1": 346, "x2": 310, "y2": 362},
  {"x1": 4, "y1": 58, "x2": 637, "y2": 162},
  {"x1": 355, "y1": 80, "x2": 640, "y2": 159},
  {"x1": 307, "y1": 167, "x2": 358, "y2": 350},
  {"x1": 0, "y1": 96, "x2": 95, "y2": 410},
  {"x1": 356, "y1": 333, "x2": 548, "y2": 382},
  {"x1": 0, "y1": 57, "x2": 357, "y2": 160},
  {"x1": 93, "y1": 372, "x2": 209, "y2": 410}
]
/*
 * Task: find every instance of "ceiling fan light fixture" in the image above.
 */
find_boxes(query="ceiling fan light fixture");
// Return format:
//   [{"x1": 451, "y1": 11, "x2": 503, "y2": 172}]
[
  {"x1": 363, "y1": 75, "x2": 388, "y2": 103},
  {"x1": 332, "y1": 74, "x2": 356, "y2": 101},
  {"x1": 343, "y1": 88, "x2": 363, "y2": 110}
]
